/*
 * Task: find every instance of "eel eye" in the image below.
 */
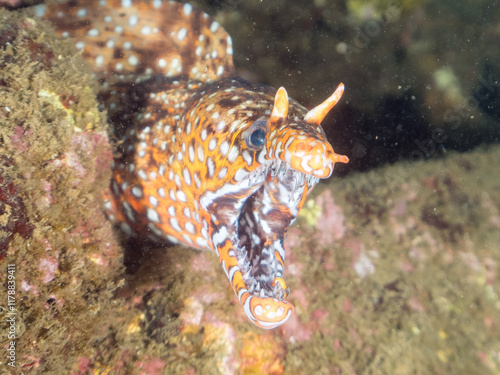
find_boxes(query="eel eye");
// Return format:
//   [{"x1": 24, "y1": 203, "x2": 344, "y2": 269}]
[{"x1": 244, "y1": 117, "x2": 268, "y2": 150}]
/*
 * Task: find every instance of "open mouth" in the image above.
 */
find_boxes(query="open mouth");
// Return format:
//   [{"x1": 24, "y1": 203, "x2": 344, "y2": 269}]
[{"x1": 234, "y1": 159, "x2": 319, "y2": 301}]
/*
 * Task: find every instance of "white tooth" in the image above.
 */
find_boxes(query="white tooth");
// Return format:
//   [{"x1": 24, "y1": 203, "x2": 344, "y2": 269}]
[{"x1": 260, "y1": 288, "x2": 266, "y2": 298}]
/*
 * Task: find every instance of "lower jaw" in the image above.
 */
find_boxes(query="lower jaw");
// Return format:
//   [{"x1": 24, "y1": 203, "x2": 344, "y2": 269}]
[
  {"x1": 239, "y1": 285, "x2": 295, "y2": 329},
  {"x1": 217, "y1": 237, "x2": 294, "y2": 328}
]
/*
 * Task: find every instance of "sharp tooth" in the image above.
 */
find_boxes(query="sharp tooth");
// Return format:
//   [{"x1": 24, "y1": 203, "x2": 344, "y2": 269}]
[
  {"x1": 254, "y1": 283, "x2": 261, "y2": 293},
  {"x1": 260, "y1": 288, "x2": 266, "y2": 298},
  {"x1": 248, "y1": 279, "x2": 256, "y2": 293},
  {"x1": 294, "y1": 174, "x2": 302, "y2": 191}
]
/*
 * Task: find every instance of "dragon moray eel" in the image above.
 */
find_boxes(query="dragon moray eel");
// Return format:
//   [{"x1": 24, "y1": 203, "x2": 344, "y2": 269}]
[{"x1": 41, "y1": 0, "x2": 349, "y2": 329}]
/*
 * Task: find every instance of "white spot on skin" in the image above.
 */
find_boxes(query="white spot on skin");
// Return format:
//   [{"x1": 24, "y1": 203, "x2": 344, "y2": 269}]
[
  {"x1": 147, "y1": 208, "x2": 161, "y2": 223},
  {"x1": 219, "y1": 141, "x2": 229, "y2": 156},
  {"x1": 174, "y1": 174, "x2": 182, "y2": 187},
  {"x1": 128, "y1": 55, "x2": 139, "y2": 66},
  {"x1": 242, "y1": 150, "x2": 253, "y2": 166},
  {"x1": 254, "y1": 304, "x2": 263, "y2": 316},
  {"x1": 88, "y1": 28, "x2": 99, "y2": 37},
  {"x1": 210, "y1": 21, "x2": 220, "y2": 33},
  {"x1": 95, "y1": 55, "x2": 105, "y2": 66},
  {"x1": 149, "y1": 195, "x2": 159, "y2": 207},
  {"x1": 129, "y1": 15, "x2": 139, "y2": 27},
  {"x1": 122, "y1": 201, "x2": 136, "y2": 222},
  {"x1": 227, "y1": 145, "x2": 239, "y2": 163},
  {"x1": 121, "y1": 0, "x2": 132, "y2": 8},
  {"x1": 158, "y1": 164, "x2": 165, "y2": 176},
  {"x1": 234, "y1": 168, "x2": 246, "y2": 182},
  {"x1": 171, "y1": 58, "x2": 181, "y2": 71},
  {"x1": 168, "y1": 206, "x2": 176, "y2": 216},
  {"x1": 141, "y1": 25, "x2": 151, "y2": 35},
  {"x1": 131, "y1": 186, "x2": 142, "y2": 198},
  {"x1": 208, "y1": 138, "x2": 217, "y2": 151},
  {"x1": 120, "y1": 222, "x2": 132, "y2": 235},
  {"x1": 104, "y1": 15, "x2": 112, "y2": 23},
  {"x1": 169, "y1": 189, "x2": 177, "y2": 201},
  {"x1": 116, "y1": 63, "x2": 123, "y2": 71},
  {"x1": 183, "y1": 168, "x2": 191, "y2": 186},
  {"x1": 158, "y1": 58, "x2": 166, "y2": 68},
  {"x1": 111, "y1": 180, "x2": 120, "y2": 196},
  {"x1": 207, "y1": 157, "x2": 215, "y2": 178},
  {"x1": 75, "y1": 41, "x2": 85, "y2": 50},
  {"x1": 177, "y1": 191, "x2": 187, "y2": 202},
  {"x1": 177, "y1": 28, "x2": 188, "y2": 42},
  {"x1": 197, "y1": 145, "x2": 205, "y2": 162},
  {"x1": 114, "y1": 25, "x2": 123, "y2": 34},
  {"x1": 148, "y1": 223, "x2": 164, "y2": 238},
  {"x1": 183, "y1": 3, "x2": 192, "y2": 16},
  {"x1": 106, "y1": 39, "x2": 115, "y2": 49},
  {"x1": 201, "y1": 129, "x2": 208, "y2": 141},
  {"x1": 123, "y1": 41, "x2": 132, "y2": 49},
  {"x1": 217, "y1": 65, "x2": 224, "y2": 76},
  {"x1": 170, "y1": 218, "x2": 182, "y2": 232},
  {"x1": 76, "y1": 8, "x2": 87, "y2": 17},
  {"x1": 216, "y1": 121, "x2": 226, "y2": 132},
  {"x1": 194, "y1": 172, "x2": 201, "y2": 189},
  {"x1": 185, "y1": 222, "x2": 196, "y2": 234},
  {"x1": 188, "y1": 145, "x2": 195, "y2": 163},
  {"x1": 227, "y1": 36, "x2": 234, "y2": 55},
  {"x1": 218, "y1": 167, "x2": 227, "y2": 179}
]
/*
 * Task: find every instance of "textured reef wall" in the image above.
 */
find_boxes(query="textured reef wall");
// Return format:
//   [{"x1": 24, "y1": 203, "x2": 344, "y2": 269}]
[
  {"x1": 1, "y1": 2, "x2": 499, "y2": 375},
  {"x1": 0, "y1": 7, "x2": 124, "y2": 373}
]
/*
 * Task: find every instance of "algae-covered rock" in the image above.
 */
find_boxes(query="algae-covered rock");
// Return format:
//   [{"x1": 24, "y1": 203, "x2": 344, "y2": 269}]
[{"x1": 0, "y1": 7, "x2": 123, "y2": 373}]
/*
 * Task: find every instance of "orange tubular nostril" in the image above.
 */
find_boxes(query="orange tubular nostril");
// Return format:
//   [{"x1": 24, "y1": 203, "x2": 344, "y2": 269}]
[{"x1": 332, "y1": 152, "x2": 349, "y2": 164}]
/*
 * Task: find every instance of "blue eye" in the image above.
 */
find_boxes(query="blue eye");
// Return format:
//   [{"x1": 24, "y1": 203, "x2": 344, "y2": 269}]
[
  {"x1": 245, "y1": 117, "x2": 268, "y2": 150},
  {"x1": 250, "y1": 128, "x2": 266, "y2": 147}
]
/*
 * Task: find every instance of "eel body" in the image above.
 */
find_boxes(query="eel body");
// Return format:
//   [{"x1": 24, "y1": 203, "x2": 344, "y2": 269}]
[{"x1": 40, "y1": 0, "x2": 348, "y2": 329}]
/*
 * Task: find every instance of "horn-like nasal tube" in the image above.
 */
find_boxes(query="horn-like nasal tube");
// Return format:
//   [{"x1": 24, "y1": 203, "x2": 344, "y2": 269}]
[{"x1": 304, "y1": 83, "x2": 345, "y2": 125}]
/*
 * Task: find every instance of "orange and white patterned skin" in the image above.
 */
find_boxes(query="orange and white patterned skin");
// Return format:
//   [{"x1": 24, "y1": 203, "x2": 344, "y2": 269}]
[{"x1": 40, "y1": 0, "x2": 348, "y2": 329}]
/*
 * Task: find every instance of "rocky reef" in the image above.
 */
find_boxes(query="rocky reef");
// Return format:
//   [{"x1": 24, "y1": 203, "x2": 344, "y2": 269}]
[
  {"x1": 0, "y1": 1, "x2": 499, "y2": 374},
  {"x1": 0, "y1": 7, "x2": 123, "y2": 373}
]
